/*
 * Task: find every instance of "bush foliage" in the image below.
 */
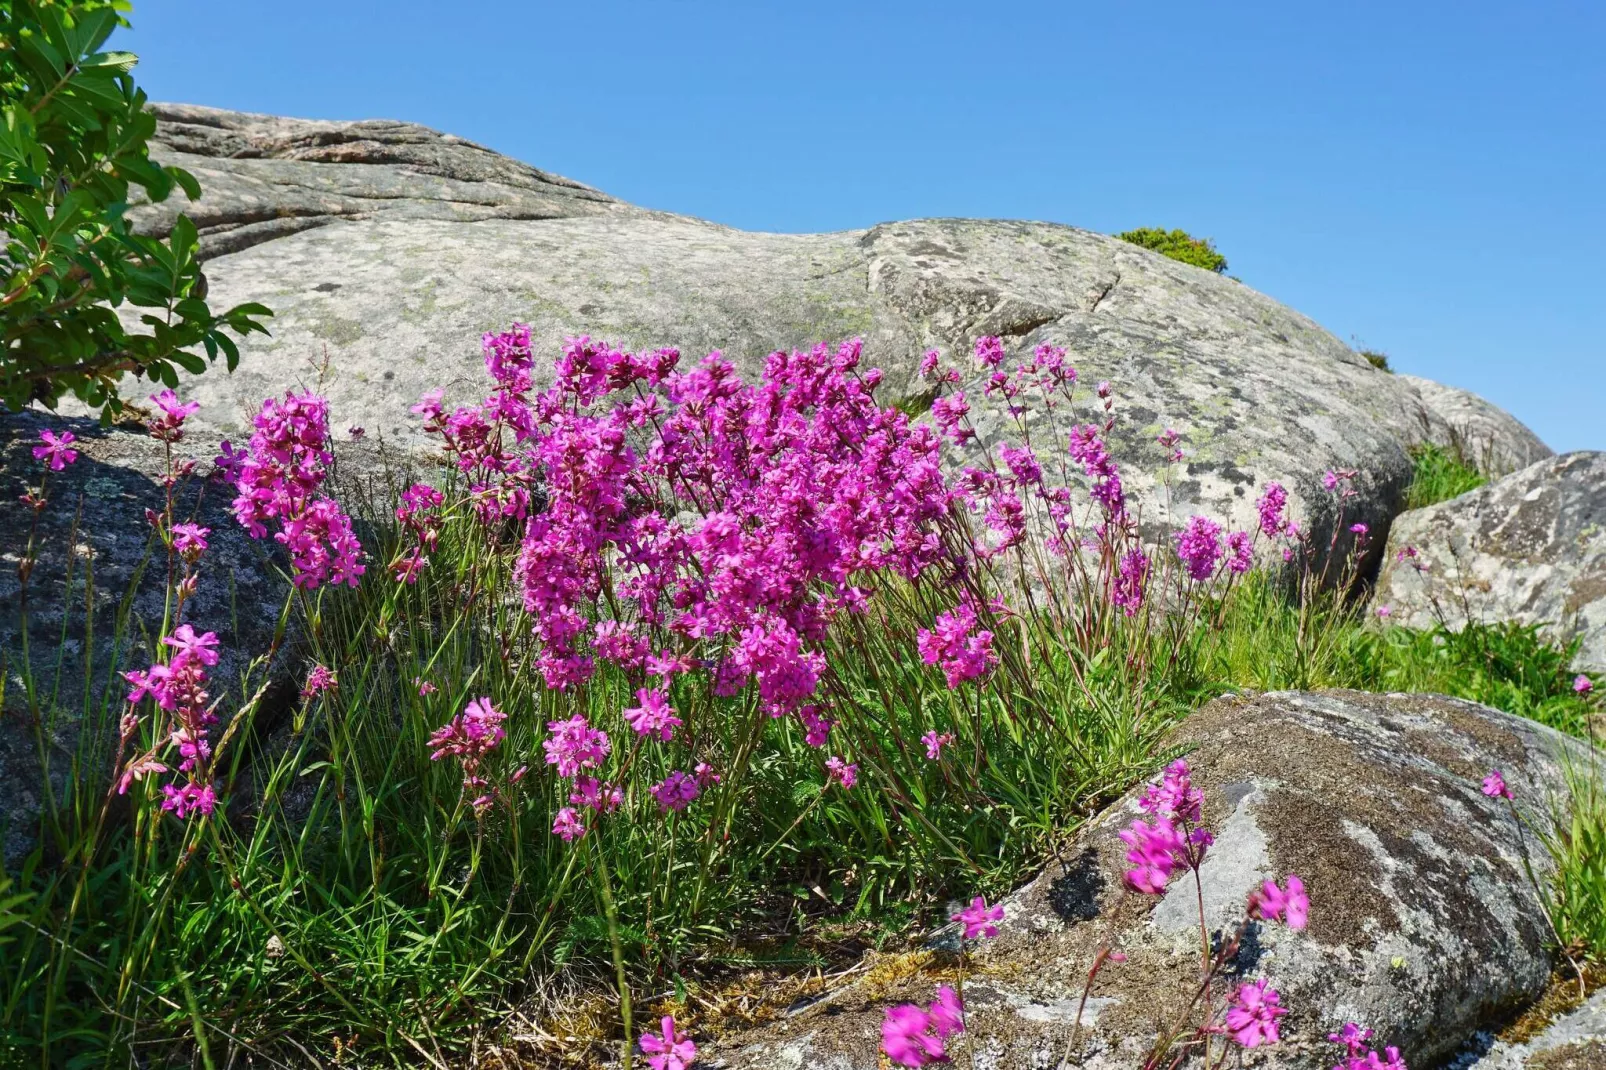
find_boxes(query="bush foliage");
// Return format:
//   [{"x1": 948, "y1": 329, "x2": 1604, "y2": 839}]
[
  {"x1": 1116, "y1": 227, "x2": 1229, "y2": 273},
  {"x1": 0, "y1": 0, "x2": 270, "y2": 418}
]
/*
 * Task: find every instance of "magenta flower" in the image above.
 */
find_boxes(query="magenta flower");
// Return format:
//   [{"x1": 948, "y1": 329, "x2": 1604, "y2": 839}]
[
  {"x1": 881, "y1": 988, "x2": 964, "y2": 1068},
  {"x1": 1329, "y1": 1023, "x2": 1375, "y2": 1057},
  {"x1": 1175, "y1": 515, "x2": 1224, "y2": 581},
  {"x1": 882, "y1": 1003, "x2": 945, "y2": 1068},
  {"x1": 915, "y1": 604, "x2": 997, "y2": 689},
  {"x1": 1376, "y1": 604, "x2": 1392, "y2": 619},
  {"x1": 32, "y1": 429, "x2": 78, "y2": 470},
  {"x1": 651, "y1": 770, "x2": 701, "y2": 813},
  {"x1": 160, "y1": 782, "x2": 217, "y2": 820},
  {"x1": 623, "y1": 687, "x2": 682, "y2": 742},
  {"x1": 1139, "y1": 760, "x2": 1202, "y2": 823},
  {"x1": 1247, "y1": 874, "x2": 1308, "y2": 929},
  {"x1": 300, "y1": 663, "x2": 336, "y2": 698},
  {"x1": 918, "y1": 349, "x2": 941, "y2": 379},
  {"x1": 825, "y1": 756, "x2": 858, "y2": 789},
  {"x1": 1577, "y1": 675, "x2": 1594, "y2": 695},
  {"x1": 569, "y1": 776, "x2": 623, "y2": 813},
  {"x1": 1256, "y1": 481, "x2": 1288, "y2": 536},
  {"x1": 951, "y1": 895, "x2": 1004, "y2": 940},
  {"x1": 164, "y1": 624, "x2": 221, "y2": 668},
  {"x1": 542, "y1": 715, "x2": 610, "y2": 777},
  {"x1": 1226, "y1": 530, "x2": 1253, "y2": 574},
  {"x1": 640, "y1": 1014, "x2": 697, "y2": 1070},
  {"x1": 1112, "y1": 548, "x2": 1149, "y2": 616},
  {"x1": 1482, "y1": 769, "x2": 1513, "y2": 800},
  {"x1": 922, "y1": 730, "x2": 954, "y2": 759},
  {"x1": 171, "y1": 523, "x2": 210, "y2": 555},
  {"x1": 1119, "y1": 817, "x2": 1189, "y2": 895},
  {"x1": 974, "y1": 335, "x2": 1006, "y2": 368},
  {"x1": 551, "y1": 806, "x2": 586, "y2": 842},
  {"x1": 1224, "y1": 979, "x2": 1288, "y2": 1047},
  {"x1": 148, "y1": 389, "x2": 200, "y2": 442}
]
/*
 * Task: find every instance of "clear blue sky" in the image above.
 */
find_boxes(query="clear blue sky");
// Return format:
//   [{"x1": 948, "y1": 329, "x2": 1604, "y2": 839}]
[{"x1": 120, "y1": 1, "x2": 1603, "y2": 452}]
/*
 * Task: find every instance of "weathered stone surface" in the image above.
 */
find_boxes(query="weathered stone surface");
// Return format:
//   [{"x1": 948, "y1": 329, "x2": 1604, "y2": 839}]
[
  {"x1": 1400, "y1": 373, "x2": 1554, "y2": 478},
  {"x1": 0, "y1": 411, "x2": 292, "y2": 863},
  {"x1": 132, "y1": 102, "x2": 626, "y2": 259},
  {"x1": 1373, "y1": 452, "x2": 1606, "y2": 673},
  {"x1": 710, "y1": 691, "x2": 1582, "y2": 1070},
  {"x1": 119, "y1": 104, "x2": 1545, "y2": 551},
  {"x1": 1458, "y1": 990, "x2": 1606, "y2": 1070}
]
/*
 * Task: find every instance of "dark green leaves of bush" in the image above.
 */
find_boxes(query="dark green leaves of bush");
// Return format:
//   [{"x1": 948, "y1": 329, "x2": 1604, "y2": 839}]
[{"x1": 0, "y1": 0, "x2": 271, "y2": 418}]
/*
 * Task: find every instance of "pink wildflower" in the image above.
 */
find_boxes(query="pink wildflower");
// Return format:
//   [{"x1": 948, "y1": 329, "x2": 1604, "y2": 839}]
[
  {"x1": 1577, "y1": 675, "x2": 1594, "y2": 695},
  {"x1": 1119, "y1": 817, "x2": 1189, "y2": 895},
  {"x1": 164, "y1": 624, "x2": 221, "y2": 668},
  {"x1": 918, "y1": 349, "x2": 941, "y2": 379},
  {"x1": 1112, "y1": 549, "x2": 1149, "y2": 616},
  {"x1": 974, "y1": 335, "x2": 1006, "y2": 368},
  {"x1": 623, "y1": 687, "x2": 682, "y2": 742},
  {"x1": 147, "y1": 389, "x2": 200, "y2": 442},
  {"x1": 551, "y1": 807, "x2": 586, "y2": 842},
  {"x1": 1329, "y1": 1023, "x2": 1375, "y2": 1057},
  {"x1": 640, "y1": 1014, "x2": 697, "y2": 1070},
  {"x1": 1257, "y1": 481, "x2": 1288, "y2": 536},
  {"x1": 414, "y1": 677, "x2": 438, "y2": 696},
  {"x1": 1482, "y1": 769, "x2": 1513, "y2": 800},
  {"x1": 171, "y1": 522, "x2": 210, "y2": 555},
  {"x1": 1226, "y1": 530, "x2": 1254, "y2": 574},
  {"x1": 651, "y1": 770, "x2": 701, "y2": 813},
  {"x1": 1175, "y1": 515, "x2": 1223, "y2": 581},
  {"x1": 542, "y1": 715, "x2": 610, "y2": 777},
  {"x1": 1139, "y1": 760, "x2": 1202, "y2": 823},
  {"x1": 32, "y1": 429, "x2": 78, "y2": 470},
  {"x1": 569, "y1": 776, "x2": 624, "y2": 813},
  {"x1": 300, "y1": 663, "x2": 336, "y2": 698},
  {"x1": 1224, "y1": 979, "x2": 1288, "y2": 1048},
  {"x1": 915, "y1": 604, "x2": 997, "y2": 689},
  {"x1": 160, "y1": 782, "x2": 217, "y2": 820},
  {"x1": 1247, "y1": 875, "x2": 1309, "y2": 929},
  {"x1": 922, "y1": 730, "x2": 954, "y2": 759},
  {"x1": 825, "y1": 756, "x2": 858, "y2": 789},
  {"x1": 881, "y1": 989, "x2": 964, "y2": 1068},
  {"x1": 951, "y1": 895, "x2": 1003, "y2": 940}
]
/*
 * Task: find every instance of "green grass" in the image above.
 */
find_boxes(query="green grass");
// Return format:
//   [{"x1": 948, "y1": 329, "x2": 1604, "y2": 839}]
[
  {"x1": 2, "y1": 488, "x2": 1599, "y2": 1066},
  {"x1": 1406, "y1": 442, "x2": 1487, "y2": 510},
  {"x1": 1115, "y1": 227, "x2": 1229, "y2": 273}
]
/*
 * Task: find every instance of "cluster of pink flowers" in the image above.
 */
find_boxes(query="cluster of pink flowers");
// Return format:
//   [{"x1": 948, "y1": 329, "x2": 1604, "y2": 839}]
[
  {"x1": 222, "y1": 390, "x2": 364, "y2": 589},
  {"x1": 915, "y1": 603, "x2": 998, "y2": 689},
  {"x1": 427, "y1": 697, "x2": 507, "y2": 812},
  {"x1": 1175, "y1": 516, "x2": 1224, "y2": 582},
  {"x1": 881, "y1": 986, "x2": 964, "y2": 1067},
  {"x1": 1120, "y1": 760, "x2": 1215, "y2": 894},
  {"x1": 119, "y1": 623, "x2": 223, "y2": 819},
  {"x1": 392, "y1": 482, "x2": 444, "y2": 583}
]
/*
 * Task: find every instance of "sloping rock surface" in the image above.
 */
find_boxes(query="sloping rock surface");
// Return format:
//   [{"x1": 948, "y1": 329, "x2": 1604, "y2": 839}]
[
  {"x1": 120, "y1": 104, "x2": 1547, "y2": 548},
  {"x1": 711, "y1": 691, "x2": 1582, "y2": 1070},
  {"x1": 1374, "y1": 452, "x2": 1606, "y2": 673},
  {"x1": 1458, "y1": 989, "x2": 1606, "y2": 1070},
  {"x1": 1400, "y1": 373, "x2": 1555, "y2": 478}
]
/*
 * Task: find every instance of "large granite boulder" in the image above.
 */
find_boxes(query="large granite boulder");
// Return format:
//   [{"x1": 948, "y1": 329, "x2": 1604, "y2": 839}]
[
  {"x1": 0, "y1": 412, "x2": 295, "y2": 863},
  {"x1": 1399, "y1": 374, "x2": 1554, "y2": 478},
  {"x1": 1373, "y1": 452, "x2": 1606, "y2": 673},
  {"x1": 120, "y1": 104, "x2": 1547, "y2": 550},
  {"x1": 710, "y1": 690, "x2": 1582, "y2": 1070}
]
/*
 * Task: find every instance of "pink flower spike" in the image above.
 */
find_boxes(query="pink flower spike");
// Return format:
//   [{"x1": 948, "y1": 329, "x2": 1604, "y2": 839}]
[
  {"x1": 1224, "y1": 979, "x2": 1288, "y2": 1048},
  {"x1": 639, "y1": 1014, "x2": 697, "y2": 1070},
  {"x1": 32, "y1": 429, "x2": 79, "y2": 470},
  {"x1": 951, "y1": 895, "x2": 1004, "y2": 941},
  {"x1": 301, "y1": 663, "x2": 336, "y2": 698},
  {"x1": 1482, "y1": 769, "x2": 1513, "y2": 800}
]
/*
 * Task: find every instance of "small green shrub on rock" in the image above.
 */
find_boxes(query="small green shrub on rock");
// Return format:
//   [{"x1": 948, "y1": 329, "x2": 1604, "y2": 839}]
[{"x1": 1116, "y1": 227, "x2": 1229, "y2": 273}]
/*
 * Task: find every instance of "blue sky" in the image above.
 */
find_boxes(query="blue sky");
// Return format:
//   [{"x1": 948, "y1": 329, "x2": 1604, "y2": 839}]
[{"x1": 121, "y1": 1, "x2": 1603, "y2": 452}]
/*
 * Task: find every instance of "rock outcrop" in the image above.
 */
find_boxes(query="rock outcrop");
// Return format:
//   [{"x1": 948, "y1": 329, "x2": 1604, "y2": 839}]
[
  {"x1": 711, "y1": 690, "x2": 1583, "y2": 1069},
  {"x1": 1400, "y1": 374, "x2": 1554, "y2": 479},
  {"x1": 119, "y1": 103, "x2": 1547, "y2": 552},
  {"x1": 1460, "y1": 989, "x2": 1606, "y2": 1070},
  {"x1": 1374, "y1": 452, "x2": 1606, "y2": 673}
]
